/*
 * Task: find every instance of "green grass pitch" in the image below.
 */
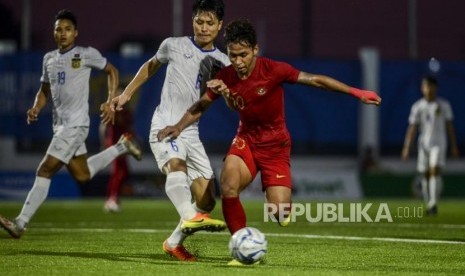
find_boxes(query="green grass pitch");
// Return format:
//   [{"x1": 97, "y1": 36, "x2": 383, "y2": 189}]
[{"x1": 1, "y1": 199, "x2": 465, "y2": 275}]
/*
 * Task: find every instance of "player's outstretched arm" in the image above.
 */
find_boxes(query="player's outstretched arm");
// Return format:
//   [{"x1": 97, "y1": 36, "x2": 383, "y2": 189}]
[
  {"x1": 110, "y1": 58, "x2": 162, "y2": 112},
  {"x1": 157, "y1": 93, "x2": 214, "y2": 141},
  {"x1": 401, "y1": 124, "x2": 417, "y2": 161},
  {"x1": 446, "y1": 121, "x2": 460, "y2": 158},
  {"x1": 27, "y1": 83, "x2": 50, "y2": 125},
  {"x1": 100, "y1": 62, "x2": 119, "y2": 125},
  {"x1": 297, "y1": 72, "x2": 381, "y2": 105}
]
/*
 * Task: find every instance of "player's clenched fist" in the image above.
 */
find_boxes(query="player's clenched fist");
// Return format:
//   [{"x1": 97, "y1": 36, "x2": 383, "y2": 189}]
[{"x1": 26, "y1": 107, "x2": 40, "y2": 125}]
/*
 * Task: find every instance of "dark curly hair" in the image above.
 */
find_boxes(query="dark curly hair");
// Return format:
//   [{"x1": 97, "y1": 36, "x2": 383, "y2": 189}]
[
  {"x1": 193, "y1": 0, "x2": 225, "y2": 21},
  {"x1": 55, "y1": 9, "x2": 77, "y2": 29},
  {"x1": 224, "y1": 19, "x2": 257, "y2": 47},
  {"x1": 422, "y1": 75, "x2": 438, "y2": 87}
]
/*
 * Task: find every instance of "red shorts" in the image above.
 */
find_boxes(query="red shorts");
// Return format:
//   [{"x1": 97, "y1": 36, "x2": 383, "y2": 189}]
[{"x1": 227, "y1": 135, "x2": 292, "y2": 191}]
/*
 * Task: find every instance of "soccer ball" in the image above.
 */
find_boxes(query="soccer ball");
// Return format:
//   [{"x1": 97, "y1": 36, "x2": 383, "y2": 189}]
[{"x1": 229, "y1": 227, "x2": 267, "y2": 264}]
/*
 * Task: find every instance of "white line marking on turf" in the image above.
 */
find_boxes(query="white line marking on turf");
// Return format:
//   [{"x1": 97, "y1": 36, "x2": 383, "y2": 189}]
[
  {"x1": 32, "y1": 227, "x2": 465, "y2": 245},
  {"x1": 264, "y1": 233, "x2": 465, "y2": 245}
]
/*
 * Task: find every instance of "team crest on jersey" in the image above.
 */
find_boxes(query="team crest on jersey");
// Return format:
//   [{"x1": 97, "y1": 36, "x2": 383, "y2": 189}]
[
  {"x1": 72, "y1": 54, "x2": 81, "y2": 69},
  {"x1": 232, "y1": 137, "x2": 246, "y2": 150},
  {"x1": 184, "y1": 52, "x2": 193, "y2": 59},
  {"x1": 257, "y1": 87, "x2": 267, "y2": 95}
]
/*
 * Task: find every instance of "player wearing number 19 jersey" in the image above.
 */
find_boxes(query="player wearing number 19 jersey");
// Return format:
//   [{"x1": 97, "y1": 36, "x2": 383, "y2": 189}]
[{"x1": 0, "y1": 9, "x2": 143, "y2": 240}]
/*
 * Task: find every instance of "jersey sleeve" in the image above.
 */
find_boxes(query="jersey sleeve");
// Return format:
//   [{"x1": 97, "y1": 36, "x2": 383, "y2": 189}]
[
  {"x1": 155, "y1": 38, "x2": 171, "y2": 64},
  {"x1": 85, "y1": 47, "x2": 107, "y2": 70},
  {"x1": 442, "y1": 101, "x2": 454, "y2": 121},
  {"x1": 274, "y1": 60, "x2": 300, "y2": 84},
  {"x1": 408, "y1": 102, "x2": 420, "y2": 125},
  {"x1": 205, "y1": 68, "x2": 225, "y2": 101},
  {"x1": 39, "y1": 53, "x2": 51, "y2": 83}
]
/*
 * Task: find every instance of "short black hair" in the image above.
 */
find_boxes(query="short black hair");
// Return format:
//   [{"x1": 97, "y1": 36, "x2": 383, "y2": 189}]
[
  {"x1": 55, "y1": 9, "x2": 77, "y2": 29},
  {"x1": 224, "y1": 19, "x2": 257, "y2": 47},
  {"x1": 422, "y1": 75, "x2": 438, "y2": 86},
  {"x1": 192, "y1": 0, "x2": 225, "y2": 21}
]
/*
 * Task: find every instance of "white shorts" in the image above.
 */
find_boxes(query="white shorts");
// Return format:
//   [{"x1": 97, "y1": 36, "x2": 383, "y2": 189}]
[
  {"x1": 150, "y1": 132, "x2": 214, "y2": 184},
  {"x1": 417, "y1": 145, "x2": 446, "y2": 172},
  {"x1": 46, "y1": 126, "x2": 88, "y2": 164}
]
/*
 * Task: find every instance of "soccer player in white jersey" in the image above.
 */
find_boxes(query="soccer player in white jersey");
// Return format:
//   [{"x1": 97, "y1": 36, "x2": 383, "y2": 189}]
[
  {"x1": 110, "y1": 0, "x2": 228, "y2": 261},
  {"x1": 402, "y1": 75, "x2": 460, "y2": 215},
  {"x1": 0, "y1": 9, "x2": 142, "y2": 238}
]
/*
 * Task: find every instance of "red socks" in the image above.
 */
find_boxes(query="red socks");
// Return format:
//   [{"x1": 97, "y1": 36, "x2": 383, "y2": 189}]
[{"x1": 222, "y1": 196, "x2": 246, "y2": 234}]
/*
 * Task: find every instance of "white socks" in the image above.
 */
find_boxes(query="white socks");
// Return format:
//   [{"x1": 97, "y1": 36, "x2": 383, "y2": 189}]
[
  {"x1": 167, "y1": 203, "x2": 207, "y2": 247},
  {"x1": 421, "y1": 176, "x2": 429, "y2": 204},
  {"x1": 16, "y1": 176, "x2": 51, "y2": 229},
  {"x1": 422, "y1": 175, "x2": 442, "y2": 209},
  {"x1": 165, "y1": 172, "x2": 197, "y2": 220},
  {"x1": 87, "y1": 145, "x2": 121, "y2": 178},
  {"x1": 427, "y1": 176, "x2": 438, "y2": 209}
]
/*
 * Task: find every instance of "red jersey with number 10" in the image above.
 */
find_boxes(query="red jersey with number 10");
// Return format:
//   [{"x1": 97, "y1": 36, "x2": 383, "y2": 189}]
[{"x1": 207, "y1": 57, "x2": 300, "y2": 145}]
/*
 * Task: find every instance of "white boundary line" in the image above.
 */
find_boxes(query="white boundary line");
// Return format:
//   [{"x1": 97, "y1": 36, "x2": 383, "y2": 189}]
[{"x1": 32, "y1": 227, "x2": 465, "y2": 245}]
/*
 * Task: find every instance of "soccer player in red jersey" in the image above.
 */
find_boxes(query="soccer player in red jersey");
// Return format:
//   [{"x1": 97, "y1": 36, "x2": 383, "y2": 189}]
[{"x1": 157, "y1": 19, "x2": 381, "y2": 234}]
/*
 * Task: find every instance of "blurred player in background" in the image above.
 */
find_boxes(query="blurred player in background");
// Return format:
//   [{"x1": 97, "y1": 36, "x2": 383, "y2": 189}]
[
  {"x1": 157, "y1": 19, "x2": 381, "y2": 253},
  {"x1": 402, "y1": 75, "x2": 459, "y2": 216},
  {"x1": 110, "y1": 0, "x2": 229, "y2": 261},
  {"x1": 101, "y1": 83, "x2": 136, "y2": 213},
  {"x1": 0, "y1": 9, "x2": 142, "y2": 239}
]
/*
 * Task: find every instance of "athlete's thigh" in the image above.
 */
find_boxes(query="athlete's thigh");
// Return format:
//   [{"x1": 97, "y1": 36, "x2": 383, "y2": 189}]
[
  {"x1": 150, "y1": 136, "x2": 188, "y2": 173},
  {"x1": 47, "y1": 126, "x2": 88, "y2": 164}
]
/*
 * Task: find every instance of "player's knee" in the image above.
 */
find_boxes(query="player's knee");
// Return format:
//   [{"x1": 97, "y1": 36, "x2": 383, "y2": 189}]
[
  {"x1": 73, "y1": 172, "x2": 91, "y2": 184},
  {"x1": 220, "y1": 181, "x2": 239, "y2": 197},
  {"x1": 37, "y1": 164, "x2": 56, "y2": 178}
]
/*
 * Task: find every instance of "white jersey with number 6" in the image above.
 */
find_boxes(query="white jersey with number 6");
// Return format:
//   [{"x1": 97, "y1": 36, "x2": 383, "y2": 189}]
[{"x1": 149, "y1": 37, "x2": 230, "y2": 141}]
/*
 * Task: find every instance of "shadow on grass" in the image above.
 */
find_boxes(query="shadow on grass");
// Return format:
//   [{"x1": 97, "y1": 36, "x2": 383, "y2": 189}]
[{"x1": 13, "y1": 250, "x2": 203, "y2": 265}]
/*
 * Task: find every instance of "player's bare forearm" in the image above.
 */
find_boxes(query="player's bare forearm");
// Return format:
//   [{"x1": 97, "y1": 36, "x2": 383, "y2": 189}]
[
  {"x1": 298, "y1": 72, "x2": 351, "y2": 91},
  {"x1": 401, "y1": 124, "x2": 417, "y2": 160},
  {"x1": 104, "y1": 62, "x2": 119, "y2": 103},
  {"x1": 297, "y1": 72, "x2": 381, "y2": 105},
  {"x1": 110, "y1": 58, "x2": 162, "y2": 112},
  {"x1": 27, "y1": 84, "x2": 50, "y2": 124},
  {"x1": 446, "y1": 121, "x2": 460, "y2": 157},
  {"x1": 157, "y1": 95, "x2": 213, "y2": 141}
]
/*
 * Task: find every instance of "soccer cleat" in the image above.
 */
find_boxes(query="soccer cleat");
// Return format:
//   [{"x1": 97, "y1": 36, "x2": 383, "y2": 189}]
[
  {"x1": 278, "y1": 213, "x2": 291, "y2": 227},
  {"x1": 103, "y1": 199, "x2": 121, "y2": 213},
  {"x1": 427, "y1": 205, "x2": 438, "y2": 216},
  {"x1": 118, "y1": 133, "x2": 142, "y2": 161},
  {"x1": 227, "y1": 259, "x2": 261, "y2": 266},
  {"x1": 0, "y1": 215, "x2": 24, "y2": 239},
  {"x1": 181, "y1": 212, "x2": 227, "y2": 235},
  {"x1": 163, "y1": 240, "x2": 196, "y2": 261}
]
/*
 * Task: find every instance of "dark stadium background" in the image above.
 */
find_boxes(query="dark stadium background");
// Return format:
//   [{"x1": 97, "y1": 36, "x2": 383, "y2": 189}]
[{"x1": 1, "y1": 0, "x2": 464, "y2": 198}]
